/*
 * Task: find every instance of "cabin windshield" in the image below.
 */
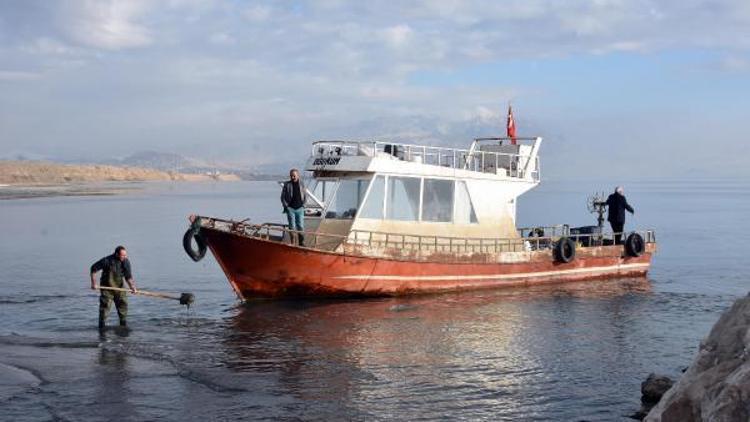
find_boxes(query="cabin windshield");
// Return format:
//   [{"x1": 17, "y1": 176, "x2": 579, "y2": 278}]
[
  {"x1": 306, "y1": 179, "x2": 336, "y2": 209},
  {"x1": 306, "y1": 177, "x2": 371, "y2": 219}
]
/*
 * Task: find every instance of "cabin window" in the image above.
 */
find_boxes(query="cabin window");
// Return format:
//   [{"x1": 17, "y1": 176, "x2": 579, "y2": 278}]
[
  {"x1": 386, "y1": 176, "x2": 420, "y2": 221},
  {"x1": 454, "y1": 180, "x2": 478, "y2": 224},
  {"x1": 422, "y1": 179, "x2": 454, "y2": 222},
  {"x1": 306, "y1": 179, "x2": 336, "y2": 208},
  {"x1": 325, "y1": 179, "x2": 368, "y2": 219},
  {"x1": 359, "y1": 175, "x2": 385, "y2": 219}
]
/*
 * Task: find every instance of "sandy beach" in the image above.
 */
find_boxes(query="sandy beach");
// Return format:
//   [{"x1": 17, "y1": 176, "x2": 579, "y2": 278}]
[
  {"x1": 0, "y1": 161, "x2": 240, "y2": 199},
  {"x1": 0, "y1": 161, "x2": 240, "y2": 185}
]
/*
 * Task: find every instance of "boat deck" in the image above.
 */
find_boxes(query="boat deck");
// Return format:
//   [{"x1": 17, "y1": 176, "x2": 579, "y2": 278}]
[
  {"x1": 311, "y1": 137, "x2": 541, "y2": 180},
  {"x1": 197, "y1": 216, "x2": 656, "y2": 260}
]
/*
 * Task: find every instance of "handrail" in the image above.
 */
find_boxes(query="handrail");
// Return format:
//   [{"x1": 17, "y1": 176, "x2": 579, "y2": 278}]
[
  {"x1": 199, "y1": 217, "x2": 655, "y2": 256},
  {"x1": 310, "y1": 139, "x2": 540, "y2": 181}
]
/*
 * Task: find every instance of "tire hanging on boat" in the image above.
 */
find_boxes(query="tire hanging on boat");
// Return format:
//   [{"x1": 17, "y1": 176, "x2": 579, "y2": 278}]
[
  {"x1": 183, "y1": 227, "x2": 207, "y2": 262},
  {"x1": 554, "y1": 237, "x2": 576, "y2": 263},
  {"x1": 625, "y1": 232, "x2": 645, "y2": 257}
]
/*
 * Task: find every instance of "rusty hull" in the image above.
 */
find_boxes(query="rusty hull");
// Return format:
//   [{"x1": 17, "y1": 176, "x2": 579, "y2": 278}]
[{"x1": 200, "y1": 226, "x2": 655, "y2": 300}]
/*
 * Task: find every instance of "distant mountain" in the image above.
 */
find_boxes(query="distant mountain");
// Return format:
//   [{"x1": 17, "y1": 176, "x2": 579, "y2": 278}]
[
  {"x1": 119, "y1": 150, "x2": 284, "y2": 180},
  {"x1": 120, "y1": 151, "x2": 197, "y2": 171},
  {"x1": 249, "y1": 161, "x2": 300, "y2": 178},
  {"x1": 3, "y1": 149, "x2": 287, "y2": 181},
  {"x1": 0, "y1": 151, "x2": 49, "y2": 161}
]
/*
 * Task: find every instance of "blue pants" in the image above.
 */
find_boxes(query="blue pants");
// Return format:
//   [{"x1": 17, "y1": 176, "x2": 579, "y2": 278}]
[
  {"x1": 285, "y1": 207, "x2": 304, "y2": 231},
  {"x1": 285, "y1": 207, "x2": 305, "y2": 245}
]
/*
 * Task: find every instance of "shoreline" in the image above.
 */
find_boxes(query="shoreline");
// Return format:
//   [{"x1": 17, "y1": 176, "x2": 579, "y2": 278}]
[
  {"x1": 0, "y1": 179, "x2": 257, "y2": 200},
  {"x1": 0, "y1": 182, "x2": 142, "y2": 200},
  {"x1": 0, "y1": 160, "x2": 244, "y2": 199},
  {"x1": 0, "y1": 160, "x2": 242, "y2": 185}
]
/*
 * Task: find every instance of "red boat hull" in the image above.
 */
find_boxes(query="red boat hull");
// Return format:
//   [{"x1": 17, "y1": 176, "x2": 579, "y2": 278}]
[{"x1": 200, "y1": 227, "x2": 655, "y2": 300}]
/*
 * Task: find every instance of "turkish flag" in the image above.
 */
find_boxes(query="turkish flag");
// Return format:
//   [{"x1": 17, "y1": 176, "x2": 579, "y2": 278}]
[{"x1": 506, "y1": 105, "x2": 517, "y2": 145}]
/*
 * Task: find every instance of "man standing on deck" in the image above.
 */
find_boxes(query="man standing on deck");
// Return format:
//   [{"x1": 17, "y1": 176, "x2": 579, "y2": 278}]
[
  {"x1": 281, "y1": 168, "x2": 306, "y2": 246},
  {"x1": 90, "y1": 246, "x2": 137, "y2": 331},
  {"x1": 606, "y1": 186, "x2": 635, "y2": 245}
]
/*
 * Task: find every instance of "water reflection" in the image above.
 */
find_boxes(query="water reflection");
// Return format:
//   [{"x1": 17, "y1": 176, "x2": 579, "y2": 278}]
[
  {"x1": 221, "y1": 278, "x2": 652, "y2": 419},
  {"x1": 93, "y1": 344, "x2": 137, "y2": 420}
]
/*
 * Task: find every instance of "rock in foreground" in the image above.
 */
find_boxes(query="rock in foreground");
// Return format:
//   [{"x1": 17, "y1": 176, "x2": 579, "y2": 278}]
[
  {"x1": 645, "y1": 293, "x2": 750, "y2": 421},
  {"x1": 631, "y1": 374, "x2": 674, "y2": 419}
]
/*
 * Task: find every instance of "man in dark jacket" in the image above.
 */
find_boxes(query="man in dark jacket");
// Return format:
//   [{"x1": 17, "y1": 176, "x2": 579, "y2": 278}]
[
  {"x1": 90, "y1": 245, "x2": 137, "y2": 331},
  {"x1": 280, "y1": 168, "x2": 306, "y2": 246},
  {"x1": 606, "y1": 186, "x2": 635, "y2": 244}
]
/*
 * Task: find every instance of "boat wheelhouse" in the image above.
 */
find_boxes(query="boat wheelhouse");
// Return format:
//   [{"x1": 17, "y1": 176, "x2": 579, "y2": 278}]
[{"x1": 185, "y1": 136, "x2": 656, "y2": 299}]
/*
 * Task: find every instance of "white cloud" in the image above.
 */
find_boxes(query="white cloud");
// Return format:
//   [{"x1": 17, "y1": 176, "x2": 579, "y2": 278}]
[
  {"x1": 381, "y1": 24, "x2": 413, "y2": 48},
  {"x1": 467, "y1": 106, "x2": 501, "y2": 125},
  {"x1": 718, "y1": 55, "x2": 750, "y2": 72},
  {"x1": 61, "y1": 0, "x2": 152, "y2": 50},
  {"x1": 0, "y1": 70, "x2": 43, "y2": 81},
  {"x1": 20, "y1": 38, "x2": 77, "y2": 55},
  {"x1": 209, "y1": 32, "x2": 236, "y2": 45},
  {"x1": 1, "y1": 0, "x2": 750, "y2": 174},
  {"x1": 243, "y1": 5, "x2": 272, "y2": 22}
]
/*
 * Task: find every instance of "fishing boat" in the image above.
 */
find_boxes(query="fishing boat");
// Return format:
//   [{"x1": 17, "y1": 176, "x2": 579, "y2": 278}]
[{"x1": 183, "y1": 136, "x2": 656, "y2": 299}]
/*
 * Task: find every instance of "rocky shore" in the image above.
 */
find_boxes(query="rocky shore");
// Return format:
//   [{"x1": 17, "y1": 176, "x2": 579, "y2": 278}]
[
  {"x1": 0, "y1": 160, "x2": 240, "y2": 185},
  {"x1": 642, "y1": 293, "x2": 750, "y2": 421}
]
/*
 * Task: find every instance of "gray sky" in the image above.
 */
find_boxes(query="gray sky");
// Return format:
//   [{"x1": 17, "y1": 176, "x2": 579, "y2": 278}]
[{"x1": 1, "y1": 1, "x2": 749, "y2": 177}]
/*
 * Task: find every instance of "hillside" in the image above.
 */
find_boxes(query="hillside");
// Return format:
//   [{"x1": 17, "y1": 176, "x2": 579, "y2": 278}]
[{"x1": 0, "y1": 161, "x2": 240, "y2": 185}]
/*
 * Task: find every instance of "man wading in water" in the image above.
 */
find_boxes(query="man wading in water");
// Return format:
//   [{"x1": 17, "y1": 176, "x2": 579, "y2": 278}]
[
  {"x1": 281, "y1": 168, "x2": 307, "y2": 246},
  {"x1": 90, "y1": 246, "x2": 137, "y2": 331}
]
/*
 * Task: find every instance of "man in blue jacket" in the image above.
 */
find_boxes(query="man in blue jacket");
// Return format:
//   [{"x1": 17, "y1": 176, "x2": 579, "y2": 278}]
[
  {"x1": 606, "y1": 186, "x2": 635, "y2": 244},
  {"x1": 280, "y1": 168, "x2": 306, "y2": 246}
]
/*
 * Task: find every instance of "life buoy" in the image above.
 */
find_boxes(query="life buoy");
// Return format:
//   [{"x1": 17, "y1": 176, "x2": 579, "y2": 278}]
[
  {"x1": 625, "y1": 232, "x2": 645, "y2": 257},
  {"x1": 554, "y1": 237, "x2": 576, "y2": 263},
  {"x1": 183, "y1": 227, "x2": 207, "y2": 262}
]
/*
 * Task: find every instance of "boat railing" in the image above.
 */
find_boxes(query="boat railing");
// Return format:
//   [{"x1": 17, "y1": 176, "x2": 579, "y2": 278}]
[
  {"x1": 347, "y1": 229, "x2": 528, "y2": 253},
  {"x1": 347, "y1": 228, "x2": 655, "y2": 253},
  {"x1": 517, "y1": 224, "x2": 571, "y2": 238},
  {"x1": 311, "y1": 139, "x2": 540, "y2": 180},
  {"x1": 202, "y1": 218, "x2": 655, "y2": 255}
]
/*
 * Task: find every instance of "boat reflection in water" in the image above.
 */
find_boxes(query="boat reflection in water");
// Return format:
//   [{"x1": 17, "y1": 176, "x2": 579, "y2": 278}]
[{"x1": 221, "y1": 277, "x2": 652, "y2": 419}]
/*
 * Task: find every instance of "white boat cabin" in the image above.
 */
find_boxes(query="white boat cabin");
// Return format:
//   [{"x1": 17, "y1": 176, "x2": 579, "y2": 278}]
[{"x1": 301, "y1": 137, "x2": 542, "y2": 246}]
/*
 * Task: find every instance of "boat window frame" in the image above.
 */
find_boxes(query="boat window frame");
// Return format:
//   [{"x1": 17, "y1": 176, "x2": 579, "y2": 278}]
[
  {"x1": 320, "y1": 175, "x2": 373, "y2": 220},
  {"x1": 453, "y1": 179, "x2": 479, "y2": 224},
  {"x1": 358, "y1": 174, "x2": 385, "y2": 219},
  {"x1": 420, "y1": 177, "x2": 455, "y2": 223},
  {"x1": 305, "y1": 177, "x2": 340, "y2": 211},
  {"x1": 359, "y1": 175, "x2": 480, "y2": 225},
  {"x1": 383, "y1": 174, "x2": 422, "y2": 222}
]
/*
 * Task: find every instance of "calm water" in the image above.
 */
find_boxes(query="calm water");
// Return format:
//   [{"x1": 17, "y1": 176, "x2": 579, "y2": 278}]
[{"x1": 1, "y1": 179, "x2": 748, "y2": 421}]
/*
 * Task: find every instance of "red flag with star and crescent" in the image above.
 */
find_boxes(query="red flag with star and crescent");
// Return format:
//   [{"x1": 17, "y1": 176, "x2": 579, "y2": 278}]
[{"x1": 506, "y1": 105, "x2": 517, "y2": 145}]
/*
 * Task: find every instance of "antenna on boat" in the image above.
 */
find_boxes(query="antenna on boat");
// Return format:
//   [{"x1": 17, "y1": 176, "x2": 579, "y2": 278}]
[{"x1": 587, "y1": 192, "x2": 608, "y2": 229}]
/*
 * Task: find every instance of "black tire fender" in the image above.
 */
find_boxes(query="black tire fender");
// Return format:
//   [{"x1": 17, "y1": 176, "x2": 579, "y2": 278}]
[
  {"x1": 183, "y1": 227, "x2": 207, "y2": 262},
  {"x1": 625, "y1": 232, "x2": 645, "y2": 257},
  {"x1": 554, "y1": 237, "x2": 576, "y2": 263}
]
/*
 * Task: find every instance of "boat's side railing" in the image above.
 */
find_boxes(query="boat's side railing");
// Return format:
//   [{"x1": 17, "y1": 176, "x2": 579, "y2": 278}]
[
  {"x1": 201, "y1": 218, "x2": 655, "y2": 255},
  {"x1": 311, "y1": 140, "x2": 540, "y2": 181},
  {"x1": 516, "y1": 225, "x2": 657, "y2": 249},
  {"x1": 347, "y1": 229, "x2": 528, "y2": 253},
  {"x1": 346, "y1": 228, "x2": 656, "y2": 253},
  {"x1": 517, "y1": 224, "x2": 571, "y2": 238}
]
